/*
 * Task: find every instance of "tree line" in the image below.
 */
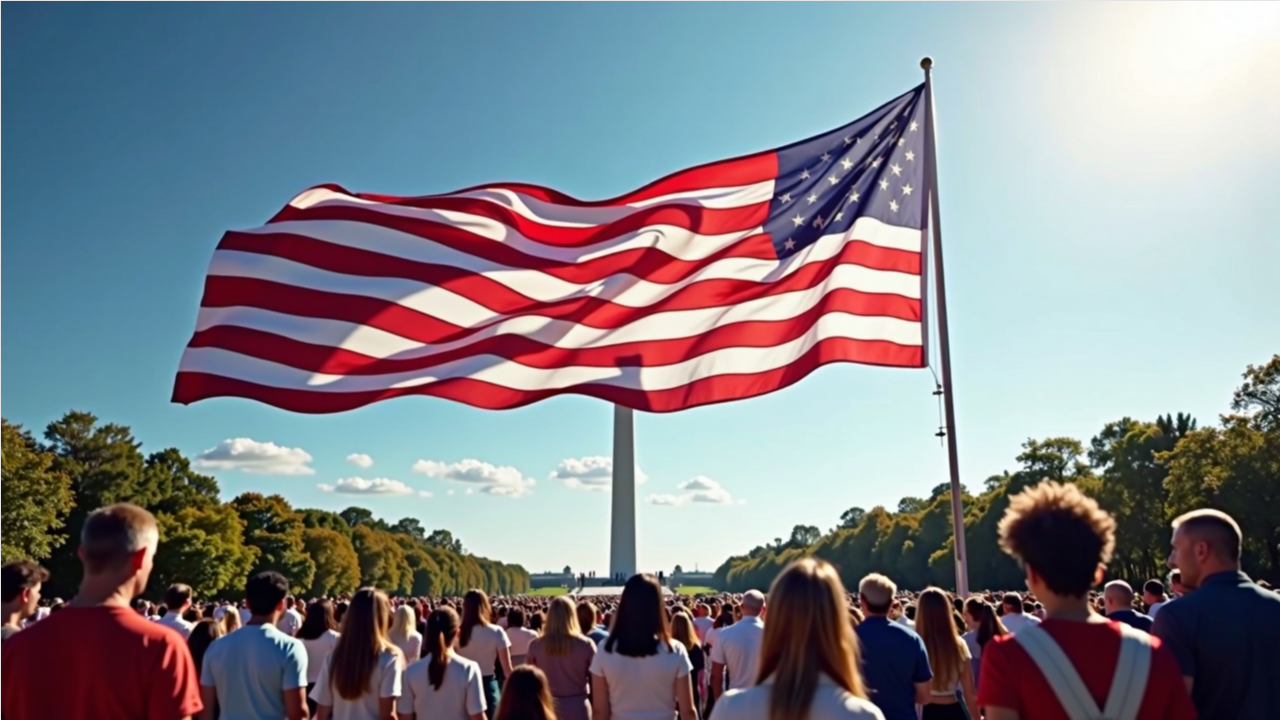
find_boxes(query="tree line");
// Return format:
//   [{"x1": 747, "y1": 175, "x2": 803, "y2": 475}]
[
  {"x1": 713, "y1": 355, "x2": 1280, "y2": 593},
  {"x1": 1, "y1": 411, "x2": 531, "y2": 600}
]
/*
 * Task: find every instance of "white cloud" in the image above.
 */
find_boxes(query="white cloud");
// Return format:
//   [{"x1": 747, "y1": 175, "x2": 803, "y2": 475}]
[
  {"x1": 447, "y1": 490, "x2": 456, "y2": 496},
  {"x1": 418, "y1": 490, "x2": 434, "y2": 498},
  {"x1": 647, "y1": 494, "x2": 685, "y2": 506},
  {"x1": 195, "y1": 438, "x2": 314, "y2": 476},
  {"x1": 346, "y1": 453, "x2": 374, "y2": 469},
  {"x1": 412, "y1": 458, "x2": 535, "y2": 497},
  {"x1": 647, "y1": 476, "x2": 737, "y2": 506},
  {"x1": 549, "y1": 456, "x2": 649, "y2": 492},
  {"x1": 318, "y1": 477, "x2": 418, "y2": 496}
]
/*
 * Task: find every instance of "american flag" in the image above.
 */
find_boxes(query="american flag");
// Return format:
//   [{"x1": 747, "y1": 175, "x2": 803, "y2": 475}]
[{"x1": 173, "y1": 84, "x2": 929, "y2": 413}]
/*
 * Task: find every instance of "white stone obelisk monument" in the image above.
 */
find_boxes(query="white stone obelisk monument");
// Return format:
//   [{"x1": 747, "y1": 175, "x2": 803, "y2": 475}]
[{"x1": 609, "y1": 405, "x2": 637, "y2": 581}]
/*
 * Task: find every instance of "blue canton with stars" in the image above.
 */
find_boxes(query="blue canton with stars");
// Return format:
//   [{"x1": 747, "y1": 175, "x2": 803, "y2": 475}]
[{"x1": 764, "y1": 85, "x2": 926, "y2": 259}]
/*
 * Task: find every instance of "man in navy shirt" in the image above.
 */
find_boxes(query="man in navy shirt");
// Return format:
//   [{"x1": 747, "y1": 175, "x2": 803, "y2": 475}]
[
  {"x1": 854, "y1": 573, "x2": 932, "y2": 720},
  {"x1": 1103, "y1": 579, "x2": 1154, "y2": 632},
  {"x1": 1154, "y1": 509, "x2": 1280, "y2": 720}
]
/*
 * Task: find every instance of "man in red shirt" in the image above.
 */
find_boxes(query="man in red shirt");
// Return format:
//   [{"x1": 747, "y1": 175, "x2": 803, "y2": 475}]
[
  {"x1": 1, "y1": 503, "x2": 203, "y2": 720},
  {"x1": 976, "y1": 481, "x2": 1195, "y2": 720}
]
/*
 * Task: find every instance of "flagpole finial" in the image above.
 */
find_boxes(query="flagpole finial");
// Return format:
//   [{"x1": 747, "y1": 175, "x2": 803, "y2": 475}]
[{"x1": 920, "y1": 57, "x2": 933, "y2": 71}]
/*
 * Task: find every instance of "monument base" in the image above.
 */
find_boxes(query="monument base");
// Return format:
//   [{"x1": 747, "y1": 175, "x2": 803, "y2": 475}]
[{"x1": 570, "y1": 585, "x2": 673, "y2": 597}]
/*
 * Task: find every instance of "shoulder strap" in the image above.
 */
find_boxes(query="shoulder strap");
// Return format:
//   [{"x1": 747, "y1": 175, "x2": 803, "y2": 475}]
[
  {"x1": 1101, "y1": 624, "x2": 1153, "y2": 720},
  {"x1": 1015, "y1": 624, "x2": 1101, "y2": 720}
]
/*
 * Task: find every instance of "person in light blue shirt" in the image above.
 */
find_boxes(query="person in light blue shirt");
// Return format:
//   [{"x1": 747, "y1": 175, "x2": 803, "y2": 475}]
[{"x1": 200, "y1": 572, "x2": 308, "y2": 720}]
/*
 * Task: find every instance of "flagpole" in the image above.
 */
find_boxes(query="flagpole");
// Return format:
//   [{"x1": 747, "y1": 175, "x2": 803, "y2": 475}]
[{"x1": 921, "y1": 57, "x2": 970, "y2": 598}]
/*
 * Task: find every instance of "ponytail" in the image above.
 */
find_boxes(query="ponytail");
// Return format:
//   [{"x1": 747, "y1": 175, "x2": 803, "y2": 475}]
[{"x1": 426, "y1": 607, "x2": 460, "y2": 691}]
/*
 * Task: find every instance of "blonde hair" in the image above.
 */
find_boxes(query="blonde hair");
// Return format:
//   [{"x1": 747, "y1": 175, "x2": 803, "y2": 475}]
[
  {"x1": 221, "y1": 608, "x2": 241, "y2": 633},
  {"x1": 915, "y1": 587, "x2": 966, "y2": 693},
  {"x1": 670, "y1": 611, "x2": 700, "y2": 652},
  {"x1": 540, "y1": 595, "x2": 583, "y2": 657},
  {"x1": 329, "y1": 588, "x2": 398, "y2": 700},
  {"x1": 757, "y1": 558, "x2": 866, "y2": 720},
  {"x1": 390, "y1": 604, "x2": 417, "y2": 641}
]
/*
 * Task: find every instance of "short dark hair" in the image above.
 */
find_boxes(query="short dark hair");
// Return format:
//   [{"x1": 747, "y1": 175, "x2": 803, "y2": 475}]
[
  {"x1": 1, "y1": 561, "x2": 50, "y2": 603},
  {"x1": 1170, "y1": 569, "x2": 1182, "y2": 583},
  {"x1": 165, "y1": 583, "x2": 193, "y2": 609},
  {"x1": 1174, "y1": 509, "x2": 1242, "y2": 561},
  {"x1": 245, "y1": 572, "x2": 290, "y2": 616},
  {"x1": 998, "y1": 481, "x2": 1117, "y2": 598},
  {"x1": 80, "y1": 503, "x2": 159, "y2": 574},
  {"x1": 1000, "y1": 592, "x2": 1022, "y2": 609},
  {"x1": 1142, "y1": 579, "x2": 1164, "y2": 597},
  {"x1": 507, "y1": 607, "x2": 526, "y2": 629}
]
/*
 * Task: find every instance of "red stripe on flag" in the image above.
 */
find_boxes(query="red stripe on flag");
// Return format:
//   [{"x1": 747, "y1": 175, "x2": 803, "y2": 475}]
[{"x1": 173, "y1": 336, "x2": 923, "y2": 414}]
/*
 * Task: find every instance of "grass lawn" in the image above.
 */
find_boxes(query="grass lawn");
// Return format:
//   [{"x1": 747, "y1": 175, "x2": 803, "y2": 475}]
[
  {"x1": 674, "y1": 586, "x2": 718, "y2": 596},
  {"x1": 527, "y1": 586, "x2": 570, "y2": 596}
]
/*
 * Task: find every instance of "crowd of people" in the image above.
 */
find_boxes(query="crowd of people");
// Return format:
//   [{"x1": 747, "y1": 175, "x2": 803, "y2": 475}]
[{"x1": 3, "y1": 479, "x2": 1279, "y2": 720}]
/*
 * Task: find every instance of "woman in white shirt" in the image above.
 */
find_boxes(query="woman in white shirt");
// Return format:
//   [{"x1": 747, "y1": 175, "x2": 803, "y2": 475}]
[
  {"x1": 590, "y1": 574, "x2": 697, "y2": 720},
  {"x1": 708, "y1": 558, "x2": 884, "y2": 720},
  {"x1": 505, "y1": 608, "x2": 540, "y2": 666},
  {"x1": 311, "y1": 587, "x2": 404, "y2": 720},
  {"x1": 390, "y1": 605, "x2": 424, "y2": 663},
  {"x1": 297, "y1": 600, "x2": 342, "y2": 716},
  {"x1": 455, "y1": 589, "x2": 514, "y2": 720},
  {"x1": 398, "y1": 606, "x2": 486, "y2": 720},
  {"x1": 914, "y1": 588, "x2": 978, "y2": 720}
]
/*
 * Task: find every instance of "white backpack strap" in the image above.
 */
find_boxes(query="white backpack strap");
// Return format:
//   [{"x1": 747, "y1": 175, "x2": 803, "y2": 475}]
[
  {"x1": 1015, "y1": 624, "x2": 1101, "y2": 720},
  {"x1": 1102, "y1": 624, "x2": 1153, "y2": 720}
]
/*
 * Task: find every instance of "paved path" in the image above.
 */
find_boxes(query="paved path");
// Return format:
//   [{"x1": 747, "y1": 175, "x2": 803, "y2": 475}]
[{"x1": 571, "y1": 585, "x2": 674, "y2": 597}]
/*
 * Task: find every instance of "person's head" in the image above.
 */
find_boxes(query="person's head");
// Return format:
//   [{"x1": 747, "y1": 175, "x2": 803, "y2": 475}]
[
  {"x1": 1103, "y1": 580, "x2": 1136, "y2": 615},
  {"x1": 963, "y1": 597, "x2": 1007, "y2": 648},
  {"x1": 391, "y1": 604, "x2": 417, "y2": 640},
  {"x1": 1142, "y1": 579, "x2": 1166, "y2": 607},
  {"x1": 1170, "y1": 569, "x2": 1185, "y2": 596},
  {"x1": 916, "y1": 588, "x2": 965, "y2": 693},
  {"x1": 245, "y1": 571, "x2": 290, "y2": 619},
  {"x1": 460, "y1": 589, "x2": 492, "y2": 648},
  {"x1": 528, "y1": 610, "x2": 544, "y2": 633},
  {"x1": 997, "y1": 480, "x2": 1116, "y2": 601},
  {"x1": 695, "y1": 602, "x2": 709, "y2": 619},
  {"x1": 857, "y1": 573, "x2": 896, "y2": 616},
  {"x1": 425, "y1": 606, "x2": 461, "y2": 690},
  {"x1": 757, "y1": 557, "x2": 866, "y2": 720},
  {"x1": 507, "y1": 607, "x2": 526, "y2": 629},
  {"x1": 298, "y1": 599, "x2": 339, "y2": 641},
  {"x1": 575, "y1": 601, "x2": 598, "y2": 633},
  {"x1": 1, "y1": 561, "x2": 49, "y2": 621},
  {"x1": 1169, "y1": 509, "x2": 1242, "y2": 589},
  {"x1": 606, "y1": 574, "x2": 670, "y2": 657},
  {"x1": 221, "y1": 608, "x2": 241, "y2": 633},
  {"x1": 330, "y1": 587, "x2": 394, "y2": 700},
  {"x1": 541, "y1": 595, "x2": 583, "y2": 656},
  {"x1": 187, "y1": 618, "x2": 224, "y2": 674},
  {"x1": 78, "y1": 503, "x2": 160, "y2": 600},
  {"x1": 669, "y1": 610, "x2": 700, "y2": 653},
  {"x1": 164, "y1": 584, "x2": 193, "y2": 614},
  {"x1": 741, "y1": 589, "x2": 766, "y2": 617},
  {"x1": 494, "y1": 665, "x2": 557, "y2": 720}
]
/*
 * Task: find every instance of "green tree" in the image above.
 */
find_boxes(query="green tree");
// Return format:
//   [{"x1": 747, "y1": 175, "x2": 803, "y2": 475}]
[
  {"x1": 231, "y1": 493, "x2": 316, "y2": 594},
  {"x1": 41, "y1": 411, "x2": 149, "y2": 595},
  {"x1": 145, "y1": 448, "x2": 221, "y2": 515},
  {"x1": 391, "y1": 517, "x2": 426, "y2": 541},
  {"x1": 152, "y1": 504, "x2": 259, "y2": 600},
  {"x1": 1, "y1": 420, "x2": 75, "y2": 564},
  {"x1": 425, "y1": 529, "x2": 464, "y2": 555},
  {"x1": 838, "y1": 507, "x2": 866, "y2": 530},
  {"x1": 351, "y1": 525, "x2": 411, "y2": 593},
  {"x1": 788, "y1": 524, "x2": 821, "y2": 548},
  {"x1": 300, "y1": 509, "x2": 353, "y2": 538},
  {"x1": 303, "y1": 527, "x2": 361, "y2": 597}
]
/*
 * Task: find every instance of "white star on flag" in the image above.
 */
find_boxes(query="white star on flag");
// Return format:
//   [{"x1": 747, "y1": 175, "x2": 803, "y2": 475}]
[
  {"x1": 891, "y1": 163, "x2": 903, "y2": 176},
  {"x1": 871, "y1": 157, "x2": 882, "y2": 168},
  {"x1": 799, "y1": 169, "x2": 811, "y2": 180},
  {"x1": 905, "y1": 150, "x2": 915, "y2": 161},
  {"x1": 783, "y1": 238, "x2": 796, "y2": 251},
  {"x1": 820, "y1": 152, "x2": 831, "y2": 162},
  {"x1": 777, "y1": 192, "x2": 792, "y2": 204},
  {"x1": 792, "y1": 214, "x2": 805, "y2": 227},
  {"x1": 901, "y1": 184, "x2": 913, "y2": 196},
  {"x1": 910, "y1": 120, "x2": 919, "y2": 131},
  {"x1": 840, "y1": 158, "x2": 854, "y2": 170},
  {"x1": 807, "y1": 193, "x2": 819, "y2": 205},
  {"x1": 889, "y1": 199, "x2": 900, "y2": 212},
  {"x1": 878, "y1": 179, "x2": 890, "y2": 191},
  {"x1": 828, "y1": 175, "x2": 839, "y2": 185}
]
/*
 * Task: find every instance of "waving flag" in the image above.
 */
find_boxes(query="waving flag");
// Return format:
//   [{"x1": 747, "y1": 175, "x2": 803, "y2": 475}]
[{"x1": 173, "y1": 85, "x2": 930, "y2": 413}]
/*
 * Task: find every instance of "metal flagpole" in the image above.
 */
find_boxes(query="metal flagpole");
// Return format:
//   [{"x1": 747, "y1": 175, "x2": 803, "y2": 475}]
[{"x1": 921, "y1": 57, "x2": 970, "y2": 598}]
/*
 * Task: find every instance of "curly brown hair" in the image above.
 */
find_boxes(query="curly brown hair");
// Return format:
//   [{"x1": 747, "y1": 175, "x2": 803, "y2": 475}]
[{"x1": 997, "y1": 481, "x2": 1116, "y2": 597}]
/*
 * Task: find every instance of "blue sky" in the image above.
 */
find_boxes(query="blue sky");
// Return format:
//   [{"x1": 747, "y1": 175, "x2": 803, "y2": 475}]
[{"x1": 4, "y1": 3, "x2": 1278, "y2": 575}]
